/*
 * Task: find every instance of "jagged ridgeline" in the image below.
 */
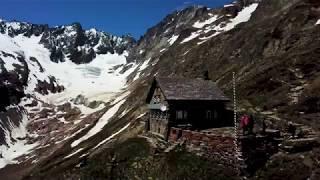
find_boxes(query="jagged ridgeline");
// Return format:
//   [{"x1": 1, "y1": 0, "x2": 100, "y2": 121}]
[{"x1": 0, "y1": 0, "x2": 320, "y2": 179}]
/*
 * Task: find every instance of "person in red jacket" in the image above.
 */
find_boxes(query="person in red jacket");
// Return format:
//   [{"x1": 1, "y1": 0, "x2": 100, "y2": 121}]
[{"x1": 240, "y1": 114, "x2": 250, "y2": 135}]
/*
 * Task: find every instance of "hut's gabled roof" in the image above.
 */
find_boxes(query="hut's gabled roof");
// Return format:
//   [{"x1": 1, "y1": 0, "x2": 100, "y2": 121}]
[{"x1": 146, "y1": 77, "x2": 230, "y2": 102}]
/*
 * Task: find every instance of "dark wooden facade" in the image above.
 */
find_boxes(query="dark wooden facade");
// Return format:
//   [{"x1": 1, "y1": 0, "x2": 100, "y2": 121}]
[{"x1": 146, "y1": 77, "x2": 231, "y2": 139}]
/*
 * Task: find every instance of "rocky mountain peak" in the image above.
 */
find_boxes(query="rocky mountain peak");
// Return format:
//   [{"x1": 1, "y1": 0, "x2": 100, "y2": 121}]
[
  {"x1": 0, "y1": 19, "x2": 136, "y2": 64},
  {"x1": 129, "y1": 0, "x2": 261, "y2": 64}
]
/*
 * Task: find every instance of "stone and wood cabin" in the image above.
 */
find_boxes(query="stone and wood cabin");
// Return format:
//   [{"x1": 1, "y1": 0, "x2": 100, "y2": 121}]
[{"x1": 146, "y1": 77, "x2": 231, "y2": 139}]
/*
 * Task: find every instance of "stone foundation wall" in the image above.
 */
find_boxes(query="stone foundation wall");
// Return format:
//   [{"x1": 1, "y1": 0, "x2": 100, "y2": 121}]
[
  {"x1": 168, "y1": 127, "x2": 281, "y2": 175},
  {"x1": 168, "y1": 127, "x2": 237, "y2": 168},
  {"x1": 149, "y1": 118, "x2": 168, "y2": 138}
]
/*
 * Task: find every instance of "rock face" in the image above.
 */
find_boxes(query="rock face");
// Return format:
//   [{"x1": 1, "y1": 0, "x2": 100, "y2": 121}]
[
  {"x1": 0, "y1": 52, "x2": 28, "y2": 110},
  {"x1": 39, "y1": 23, "x2": 135, "y2": 64},
  {"x1": 0, "y1": 21, "x2": 135, "y2": 64}
]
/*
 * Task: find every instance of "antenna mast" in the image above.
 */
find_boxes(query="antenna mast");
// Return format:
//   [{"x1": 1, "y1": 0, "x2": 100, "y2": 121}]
[{"x1": 233, "y1": 72, "x2": 242, "y2": 175}]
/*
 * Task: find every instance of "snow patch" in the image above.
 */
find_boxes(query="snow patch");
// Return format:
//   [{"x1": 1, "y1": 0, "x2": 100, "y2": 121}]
[
  {"x1": 0, "y1": 111, "x2": 38, "y2": 169},
  {"x1": 197, "y1": 3, "x2": 259, "y2": 44},
  {"x1": 199, "y1": 33, "x2": 218, "y2": 41},
  {"x1": 223, "y1": 3, "x2": 259, "y2": 31},
  {"x1": 136, "y1": 112, "x2": 146, "y2": 119},
  {"x1": 160, "y1": 48, "x2": 166, "y2": 53},
  {"x1": 193, "y1": 15, "x2": 219, "y2": 28},
  {"x1": 71, "y1": 103, "x2": 105, "y2": 116},
  {"x1": 71, "y1": 99, "x2": 126, "y2": 147},
  {"x1": 181, "y1": 32, "x2": 200, "y2": 44},
  {"x1": 168, "y1": 35, "x2": 179, "y2": 45},
  {"x1": 133, "y1": 57, "x2": 152, "y2": 81},
  {"x1": 224, "y1": 4, "x2": 234, "y2": 8},
  {"x1": 139, "y1": 49, "x2": 145, "y2": 54},
  {"x1": 139, "y1": 57, "x2": 151, "y2": 71},
  {"x1": 316, "y1": 19, "x2": 320, "y2": 25},
  {"x1": 111, "y1": 91, "x2": 130, "y2": 106},
  {"x1": 64, "y1": 148, "x2": 84, "y2": 159},
  {"x1": 93, "y1": 122, "x2": 131, "y2": 149},
  {"x1": 119, "y1": 108, "x2": 132, "y2": 118}
]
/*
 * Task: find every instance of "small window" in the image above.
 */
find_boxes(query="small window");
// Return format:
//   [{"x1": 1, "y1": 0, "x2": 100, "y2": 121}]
[
  {"x1": 176, "y1": 110, "x2": 187, "y2": 120},
  {"x1": 184, "y1": 111, "x2": 188, "y2": 119},
  {"x1": 176, "y1": 110, "x2": 183, "y2": 120},
  {"x1": 152, "y1": 95, "x2": 160, "y2": 104},
  {"x1": 214, "y1": 110, "x2": 218, "y2": 119},
  {"x1": 206, "y1": 110, "x2": 212, "y2": 120},
  {"x1": 155, "y1": 95, "x2": 161, "y2": 103}
]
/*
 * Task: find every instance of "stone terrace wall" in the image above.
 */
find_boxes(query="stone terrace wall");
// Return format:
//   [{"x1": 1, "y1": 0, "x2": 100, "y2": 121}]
[
  {"x1": 168, "y1": 127, "x2": 282, "y2": 175},
  {"x1": 168, "y1": 127, "x2": 237, "y2": 168}
]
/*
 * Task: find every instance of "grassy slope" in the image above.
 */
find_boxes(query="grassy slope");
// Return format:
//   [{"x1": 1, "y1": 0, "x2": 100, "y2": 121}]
[
  {"x1": 75, "y1": 137, "x2": 238, "y2": 180},
  {"x1": 32, "y1": 137, "x2": 238, "y2": 180}
]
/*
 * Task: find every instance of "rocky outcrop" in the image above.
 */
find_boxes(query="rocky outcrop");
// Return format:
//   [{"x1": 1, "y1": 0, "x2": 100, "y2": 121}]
[
  {"x1": 0, "y1": 106, "x2": 26, "y2": 145},
  {"x1": 0, "y1": 52, "x2": 28, "y2": 111},
  {"x1": 0, "y1": 19, "x2": 135, "y2": 109},
  {"x1": 34, "y1": 76, "x2": 64, "y2": 95},
  {"x1": 71, "y1": 95, "x2": 103, "y2": 109},
  {"x1": 0, "y1": 21, "x2": 136, "y2": 64},
  {"x1": 39, "y1": 22, "x2": 135, "y2": 64}
]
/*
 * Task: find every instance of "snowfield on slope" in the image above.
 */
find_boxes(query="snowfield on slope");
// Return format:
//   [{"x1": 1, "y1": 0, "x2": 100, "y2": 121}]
[
  {"x1": 0, "y1": 33, "x2": 136, "y2": 104},
  {"x1": 71, "y1": 98, "x2": 127, "y2": 147},
  {"x1": 0, "y1": 111, "x2": 38, "y2": 168},
  {"x1": 193, "y1": 15, "x2": 219, "y2": 28},
  {"x1": 182, "y1": 3, "x2": 259, "y2": 44},
  {"x1": 168, "y1": 35, "x2": 179, "y2": 45},
  {"x1": 133, "y1": 57, "x2": 152, "y2": 81},
  {"x1": 0, "y1": 31, "x2": 138, "y2": 169},
  {"x1": 93, "y1": 122, "x2": 131, "y2": 149}
]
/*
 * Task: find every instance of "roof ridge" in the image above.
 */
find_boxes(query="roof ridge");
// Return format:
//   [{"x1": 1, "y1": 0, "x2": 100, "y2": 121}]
[{"x1": 154, "y1": 77, "x2": 230, "y2": 101}]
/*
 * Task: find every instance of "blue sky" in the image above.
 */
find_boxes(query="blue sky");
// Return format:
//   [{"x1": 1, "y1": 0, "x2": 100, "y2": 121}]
[{"x1": 1, "y1": 0, "x2": 231, "y2": 39}]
